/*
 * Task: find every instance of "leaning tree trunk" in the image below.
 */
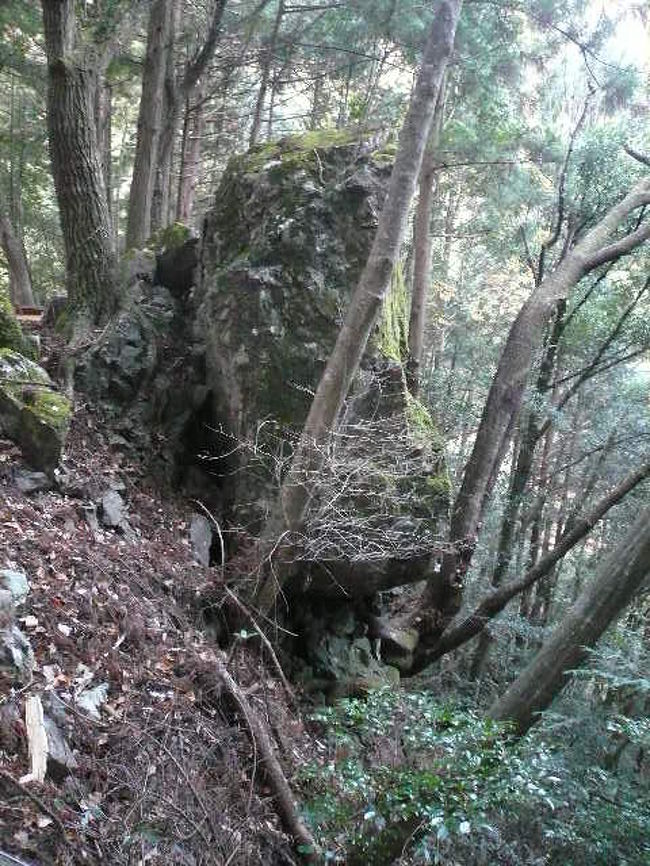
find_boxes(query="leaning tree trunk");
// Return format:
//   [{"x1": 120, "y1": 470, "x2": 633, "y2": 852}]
[
  {"x1": 413, "y1": 174, "x2": 650, "y2": 655},
  {"x1": 0, "y1": 215, "x2": 34, "y2": 307},
  {"x1": 126, "y1": 0, "x2": 171, "y2": 249},
  {"x1": 489, "y1": 504, "x2": 650, "y2": 734},
  {"x1": 255, "y1": 0, "x2": 464, "y2": 615},
  {"x1": 41, "y1": 0, "x2": 118, "y2": 323},
  {"x1": 406, "y1": 81, "x2": 445, "y2": 396},
  {"x1": 410, "y1": 459, "x2": 650, "y2": 672}
]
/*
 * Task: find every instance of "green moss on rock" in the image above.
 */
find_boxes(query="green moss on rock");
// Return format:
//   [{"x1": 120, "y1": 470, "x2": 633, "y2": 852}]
[
  {"x1": 146, "y1": 222, "x2": 191, "y2": 252},
  {"x1": 243, "y1": 127, "x2": 361, "y2": 174},
  {"x1": 0, "y1": 349, "x2": 71, "y2": 472},
  {"x1": 405, "y1": 393, "x2": 445, "y2": 451},
  {"x1": 0, "y1": 285, "x2": 34, "y2": 357},
  {"x1": 376, "y1": 262, "x2": 409, "y2": 362}
]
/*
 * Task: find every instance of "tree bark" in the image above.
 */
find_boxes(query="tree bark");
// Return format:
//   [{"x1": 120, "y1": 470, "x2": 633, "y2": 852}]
[
  {"x1": 151, "y1": 0, "x2": 228, "y2": 231},
  {"x1": 415, "y1": 175, "x2": 650, "y2": 650},
  {"x1": 41, "y1": 0, "x2": 118, "y2": 322},
  {"x1": 411, "y1": 460, "x2": 650, "y2": 672},
  {"x1": 176, "y1": 86, "x2": 205, "y2": 224},
  {"x1": 0, "y1": 215, "x2": 34, "y2": 307},
  {"x1": 255, "y1": 0, "x2": 464, "y2": 614},
  {"x1": 406, "y1": 82, "x2": 445, "y2": 395},
  {"x1": 249, "y1": 0, "x2": 285, "y2": 148},
  {"x1": 95, "y1": 79, "x2": 114, "y2": 242},
  {"x1": 151, "y1": 0, "x2": 180, "y2": 233},
  {"x1": 489, "y1": 505, "x2": 650, "y2": 734},
  {"x1": 126, "y1": 0, "x2": 172, "y2": 249}
]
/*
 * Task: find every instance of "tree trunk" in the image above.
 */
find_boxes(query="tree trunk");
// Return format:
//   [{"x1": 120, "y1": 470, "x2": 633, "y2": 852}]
[
  {"x1": 411, "y1": 460, "x2": 650, "y2": 672},
  {"x1": 491, "y1": 301, "x2": 566, "y2": 589},
  {"x1": 255, "y1": 0, "x2": 464, "y2": 614},
  {"x1": 151, "y1": 0, "x2": 227, "y2": 231},
  {"x1": 249, "y1": 0, "x2": 285, "y2": 148},
  {"x1": 41, "y1": 0, "x2": 118, "y2": 322},
  {"x1": 95, "y1": 79, "x2": 114, "y2": 244},
  {"x1": 414, "y1": 174, "x2": 650, "y2": 652},
  {"x1": 126, "y1": 0, "x2": 171, "y2": 249},
  {"x1": 489, "y1": 505, "x2": 650, "y2": 734},
  {"x1": 406, "y1": 83, "x2": 445, "y2": 395},
  {"x1": 176, "y1": 86, "x2": 205, "y2": 224},
  {"x1": 0, "y1": 215, "x2": 34, "y2": 307},
  {"x1": 151, "y1": 0, "x2": 181, "y2": 233}
]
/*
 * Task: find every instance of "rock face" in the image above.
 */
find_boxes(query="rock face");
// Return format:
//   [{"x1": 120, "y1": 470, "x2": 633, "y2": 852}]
[
  {"x1": 0, "y1": 350, "x2": 71, "y2": 474},
  {"x1": 0, "y1": 567, "x2": 33, "y2": 684},
  {"x1": 197, "y1": 130, "x2": 391, "y2": 523},
  {"x1": 76, "y1": 282, "x2": 177, "y2": 405},
  {"x1": 71, "y1": 131, "x2": 450, "y2": 686}
]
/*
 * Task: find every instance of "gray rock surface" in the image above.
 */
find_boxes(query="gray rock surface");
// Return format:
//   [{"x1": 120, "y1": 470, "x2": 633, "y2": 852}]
[
  {"x1": 0, "y1": 625, "x2": 34, "y2": 683},
  {"x1": 0, "y1": 350, "x2": 71, "y2": 474},
  {"x1": 1, "y1": 568, "x2": 29, "y2": 604},
  {"x1": 14, "y1": 469, "x2": 51, "y2": 493},
  {"x1": 190, "y1": 513, "x2": 213, "y2": 567}
]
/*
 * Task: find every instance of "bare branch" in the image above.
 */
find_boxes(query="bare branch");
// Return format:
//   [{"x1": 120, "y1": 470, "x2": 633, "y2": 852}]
[
  {"x1": 585, "y1": 219, "x2": 650, "y2": 270},
  {"x1": 624, "y1": 145, "x2": 650, "y2": 168},
  {"x1": 412, "y1": 460, "x2": 650, "y2": 671}
]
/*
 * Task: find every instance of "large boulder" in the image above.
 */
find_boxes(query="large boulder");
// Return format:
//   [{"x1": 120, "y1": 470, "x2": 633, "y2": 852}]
[
  {"x1": 197, "y1": 130, "x2": 392, "y2": 522},
  {"x1": 0, "y1": 349, "x2": 71, "y2": 474}
]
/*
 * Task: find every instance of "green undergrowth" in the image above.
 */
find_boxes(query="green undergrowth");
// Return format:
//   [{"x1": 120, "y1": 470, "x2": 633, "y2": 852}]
[
  {"x1": 298, "y1": 688, "x2": 650, "y2": 865},
  {"x1": 145, "y1": 222, "x2": 191, "y2": 252}
]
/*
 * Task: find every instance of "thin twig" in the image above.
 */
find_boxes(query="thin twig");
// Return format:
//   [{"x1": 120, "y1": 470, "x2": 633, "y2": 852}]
[
  {"x1": 0, "y1": 769, "x2": 69, "y2": 842},
  {"x1": 225, "y1": 586, "x2": 297, "y2": 706}
]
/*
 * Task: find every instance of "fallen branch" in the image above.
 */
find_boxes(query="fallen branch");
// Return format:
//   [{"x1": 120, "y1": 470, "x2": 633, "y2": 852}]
[
  {"x1": 224, "y1": 587, "x2": 297, "y2": 707},
  {"x1": 0, "y1": 769, "x2": 68, "y2": 842},
  {"x1": 214, "y1": 652, "x2": 321, "y2": 863}
]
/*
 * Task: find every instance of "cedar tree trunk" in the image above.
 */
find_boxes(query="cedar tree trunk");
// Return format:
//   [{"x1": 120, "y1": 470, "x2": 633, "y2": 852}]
[
  {"x1": 406, "y1": 83, "x2": 445, "y2": 395},
  {"x1": 0, "y1": 215, "x2": 34, "y2": 307},
  {"x1": 176, "y1": 86, "x2": 205, "y2": 224},
  {"x1": 41, "y1": 0, "x2": 118, "y2": 322},
  {"x1": 151, "y1": 0, "x2": 228, "y2": 231},
  {"x1": 126, "y1": 0, "x2": 171, "y2": 248},
  {"x1": 489, "y1": 504, "x2": 650, "y2": 734},
  {"x1": 249, "y1": 0, "x2": 285, "y2": 148}
]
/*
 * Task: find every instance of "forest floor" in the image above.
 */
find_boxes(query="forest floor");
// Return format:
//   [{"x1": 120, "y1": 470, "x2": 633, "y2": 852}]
[{"x1": 0, "y1": 396, "x2": 311, "y2": 865}]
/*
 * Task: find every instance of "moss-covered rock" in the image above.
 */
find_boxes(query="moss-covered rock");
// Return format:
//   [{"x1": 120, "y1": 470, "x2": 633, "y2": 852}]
[
  {"x1": 0, "y1": 349, "x2": 71, "y2": 473},
  {"x1": 198, "y1": 128, "x2": 392, "y2": 521},
  {"x1": 0, "y1": 285, "x2": 36, "y2": 358}
]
